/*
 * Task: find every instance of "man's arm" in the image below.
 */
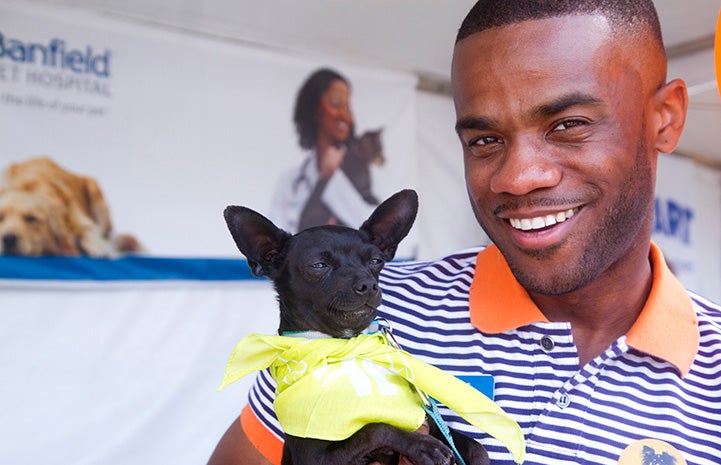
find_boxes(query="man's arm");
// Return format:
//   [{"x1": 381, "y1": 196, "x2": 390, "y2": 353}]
[{"x1": 207, "y1": 417, "x2": 273, "y2": 465}]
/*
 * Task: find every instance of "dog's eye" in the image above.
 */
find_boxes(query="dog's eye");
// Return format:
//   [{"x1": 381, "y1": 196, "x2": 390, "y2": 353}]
[
  {"x1": 310, "y1": 262, "x2": 328, "y2": 269},
  {"x1": 369, "y1": 258, "x2": 384, "y2": 266},
  {"x1": 0, "y1": 213, "x2": 4, "y2": 222},
  {"x1": 24, "y1": 214, "x2": 38, "y2": 223}
]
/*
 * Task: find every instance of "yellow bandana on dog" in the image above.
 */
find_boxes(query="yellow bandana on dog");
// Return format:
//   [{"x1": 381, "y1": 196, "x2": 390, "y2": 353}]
[{"x1": 219, "y1": 332, "x2": 525, "y2": 464}]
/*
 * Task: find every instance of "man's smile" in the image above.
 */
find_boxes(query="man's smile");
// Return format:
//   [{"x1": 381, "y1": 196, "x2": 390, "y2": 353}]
[{"x1": 508, "y1": 207, "x2": 579, "y2": 231}]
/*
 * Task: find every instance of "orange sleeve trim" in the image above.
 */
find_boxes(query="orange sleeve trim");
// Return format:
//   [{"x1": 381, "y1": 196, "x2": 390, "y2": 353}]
[
  {"x1": 715, "y1": 6, "x2": 720, "y2": 100},
  {"x1": 241, "y1": 405, "x2": 283, "y2": 465}
]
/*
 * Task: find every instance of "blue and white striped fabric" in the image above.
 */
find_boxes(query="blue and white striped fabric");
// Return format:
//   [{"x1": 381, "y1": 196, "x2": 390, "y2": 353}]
[{"x1": 246, "y1": 246, "x2": 721, "y2": 465}]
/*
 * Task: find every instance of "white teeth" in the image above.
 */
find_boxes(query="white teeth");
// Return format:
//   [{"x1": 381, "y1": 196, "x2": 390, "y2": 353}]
[
  {"x1": 531, "y1": 217, "x2": 545, "y2": 229},
  {"x1": 509, "y1": 208, "x2": 577, "y2": 231}
]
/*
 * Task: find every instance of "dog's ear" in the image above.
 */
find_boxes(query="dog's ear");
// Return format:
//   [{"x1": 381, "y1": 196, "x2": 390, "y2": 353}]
[
  {"x1": 223, "y1": 206, "x2": 290, "y2": 277},
  {"x1": 360, "y1": 189, "x2": 418, "y2": 260},
  {"x1": 45, "y1": 209, "x2": 79, "y2": 256},
  {"x1": 80, "y1": 176, "x2": 113, "y2": 237}
]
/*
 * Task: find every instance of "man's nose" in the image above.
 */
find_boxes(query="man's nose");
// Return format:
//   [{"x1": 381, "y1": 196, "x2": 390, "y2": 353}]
[{"x1": 489, "y1": 138, "x2": 562, "y2": 195}]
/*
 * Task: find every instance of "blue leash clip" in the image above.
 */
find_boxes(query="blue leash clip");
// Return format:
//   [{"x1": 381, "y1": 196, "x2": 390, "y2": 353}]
[{"x1": 423, "y1": 400, "x2": 468, "y2": 465}]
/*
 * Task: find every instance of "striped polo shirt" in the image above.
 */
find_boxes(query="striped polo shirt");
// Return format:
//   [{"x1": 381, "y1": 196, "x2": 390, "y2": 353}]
[{"x1": 241, "y1": 243, "x2": 721, "y2": 465}]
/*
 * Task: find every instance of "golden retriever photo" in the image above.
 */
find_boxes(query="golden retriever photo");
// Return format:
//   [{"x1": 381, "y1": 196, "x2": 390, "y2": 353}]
[{"x1": 0, "y1": 157, "x2": 142, "y2": 257}]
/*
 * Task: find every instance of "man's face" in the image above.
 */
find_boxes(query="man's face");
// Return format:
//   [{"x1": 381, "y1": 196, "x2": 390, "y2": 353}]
[{"x1": 452, "y1": 15, "x2": 659, "y2": 295}]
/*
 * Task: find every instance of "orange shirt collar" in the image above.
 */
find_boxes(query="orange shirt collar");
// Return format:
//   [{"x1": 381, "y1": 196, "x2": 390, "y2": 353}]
[{"x1": 469, "y1": 243, "x2": 698, "y2": 376}]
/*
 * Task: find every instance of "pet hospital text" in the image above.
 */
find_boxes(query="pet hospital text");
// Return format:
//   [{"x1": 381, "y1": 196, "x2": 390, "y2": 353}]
[{"x1": 0, "y1": 32, "x2": 111, "y2": 78}]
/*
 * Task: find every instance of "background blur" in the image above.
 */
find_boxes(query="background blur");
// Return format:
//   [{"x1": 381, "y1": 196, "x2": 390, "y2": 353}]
[{"x1": 1, "y1": 1, "x2": 720, "y2": 464}]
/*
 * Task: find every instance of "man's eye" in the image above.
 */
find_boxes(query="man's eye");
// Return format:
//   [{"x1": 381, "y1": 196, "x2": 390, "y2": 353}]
[
  {"x1": 463, "y1": 134, "x2": 504, "y2": 158},
  {"x1": 552, "y1": 119, "x2": 587, "y2": 131},
  {"x1": 470, "y1": 135, "x2": 501, "y2": 146}
]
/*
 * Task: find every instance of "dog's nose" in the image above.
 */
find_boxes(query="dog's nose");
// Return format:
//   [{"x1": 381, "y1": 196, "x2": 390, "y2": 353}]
[
  {"x1": 2, "y1": 233, "x2": 19, "y2": 253},
  {"x1": 354, "y1": 279, "x2": 379, "y2": 296}
]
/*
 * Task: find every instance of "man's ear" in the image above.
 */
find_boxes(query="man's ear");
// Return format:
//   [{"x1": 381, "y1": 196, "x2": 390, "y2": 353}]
[{"x1": 652, "y1": 78, "x2": 688, "y2": 154}]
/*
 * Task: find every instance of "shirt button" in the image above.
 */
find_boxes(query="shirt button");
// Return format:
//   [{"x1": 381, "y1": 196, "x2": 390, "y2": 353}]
[
  {"x1": 540, "y1": 335, "x2": 555, "y2": 352},
  {"x1": 558, "y1": 393, "x2": 571, "y2": 409}
]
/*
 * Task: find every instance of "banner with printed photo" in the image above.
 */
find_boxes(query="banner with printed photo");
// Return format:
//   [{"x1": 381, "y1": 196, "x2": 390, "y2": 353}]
[{"x1": 0, "y1": 1, "x2": 419, "y2": 259}]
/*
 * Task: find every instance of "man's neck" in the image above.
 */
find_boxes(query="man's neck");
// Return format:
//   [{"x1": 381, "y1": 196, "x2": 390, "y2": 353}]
[{"x1": 530, "y1": 249, "x2": 653, "y2": 367}]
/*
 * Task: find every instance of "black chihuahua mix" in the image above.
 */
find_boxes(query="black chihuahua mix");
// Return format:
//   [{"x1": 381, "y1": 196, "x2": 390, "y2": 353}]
[{"x1": 223, "y1": 189, "x2": 489, "y2": 465}]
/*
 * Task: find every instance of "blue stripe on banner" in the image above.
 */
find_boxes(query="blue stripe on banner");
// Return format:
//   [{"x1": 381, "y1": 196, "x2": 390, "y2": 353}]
[{"x1": 0, "y1": 255, "x2": 264, "y2": 281}]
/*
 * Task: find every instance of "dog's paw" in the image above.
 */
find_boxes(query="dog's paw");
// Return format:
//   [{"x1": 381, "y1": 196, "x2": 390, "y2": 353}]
[
  {"x1": 113, "y1": 233, "x2": 143, "y2": 254},
  {"x1": 78, "y1": 232, "x2": 117, "y2": 258},
  {"x1": 399, "y1": 433, "x2": 454, "y2": 465}
]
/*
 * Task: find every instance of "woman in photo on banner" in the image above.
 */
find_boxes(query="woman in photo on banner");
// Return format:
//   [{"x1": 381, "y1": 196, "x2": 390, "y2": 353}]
[{"x1": 268, "y1": 68, "x2": 384, "y2": 233}]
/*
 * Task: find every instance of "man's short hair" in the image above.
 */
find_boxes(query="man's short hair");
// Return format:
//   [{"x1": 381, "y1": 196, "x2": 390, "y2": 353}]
[{"x1": 456, "y1": 0, "x2": 663, "y2": 48}]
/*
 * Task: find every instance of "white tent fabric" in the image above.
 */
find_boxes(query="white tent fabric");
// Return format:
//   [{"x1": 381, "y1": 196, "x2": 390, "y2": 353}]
[{"x1": 1, "y1": 271, "x2": 278, "y2": 465}]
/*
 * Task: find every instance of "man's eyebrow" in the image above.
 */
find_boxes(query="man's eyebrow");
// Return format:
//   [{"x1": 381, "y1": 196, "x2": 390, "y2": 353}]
[
  {"x1": 532, "y1": 92, "x2": 603, "y2": 118},
  {"x1": 455, "y1": 93, "x2": 603, "y2": 134},
  {"x1": 455, "y1": 116, "x2": 496, "y2": 134}
]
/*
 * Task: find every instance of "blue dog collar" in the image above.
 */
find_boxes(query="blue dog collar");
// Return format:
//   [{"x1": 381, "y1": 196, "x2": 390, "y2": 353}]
[{"x1": 281, "y1": 319, "x2": 384, "y2": 339}]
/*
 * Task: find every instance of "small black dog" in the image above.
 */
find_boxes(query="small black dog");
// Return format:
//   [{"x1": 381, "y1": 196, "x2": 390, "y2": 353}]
[{"x1": 223, "y1": 189, "x2": 490, "y2": 465}]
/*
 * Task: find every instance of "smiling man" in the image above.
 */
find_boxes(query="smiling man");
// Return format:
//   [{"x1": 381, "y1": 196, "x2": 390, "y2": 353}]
[
  {"x1": 451, "y1": 5, "x2": 684, "y2": 368},
  {"x1": 208, "y1": 2, "x2": 721, "y2": 464}
]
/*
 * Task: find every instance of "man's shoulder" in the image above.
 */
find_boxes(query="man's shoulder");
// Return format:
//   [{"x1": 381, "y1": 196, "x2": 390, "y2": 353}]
[
  {"x1": 383, "y1": 246, "x2": 484, "y2": 280},
  {"x1": 378, "y1": 247, "x2": 484, "y2": 327},
  {"x1": 689, "y1": 290, "x2": 721, "y2": 326}
]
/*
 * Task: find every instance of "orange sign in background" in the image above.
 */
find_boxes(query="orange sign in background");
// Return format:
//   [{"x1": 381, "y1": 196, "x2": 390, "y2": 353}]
[{"x1": 716, "y1": 5, "x2": 721, "y2": 99}]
